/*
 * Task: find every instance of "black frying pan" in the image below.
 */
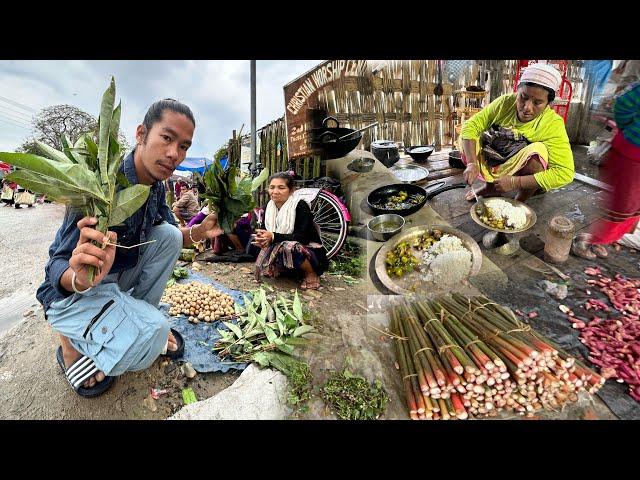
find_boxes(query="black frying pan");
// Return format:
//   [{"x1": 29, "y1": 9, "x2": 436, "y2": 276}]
[{"x1": 367, "y1": 181, "x2": 468, "y2": 216}]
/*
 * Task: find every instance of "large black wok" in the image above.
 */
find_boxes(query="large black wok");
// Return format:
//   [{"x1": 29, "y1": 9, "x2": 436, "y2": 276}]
[
  {"x1": 310, "y1": 116, "x2": 362, "y2": 159},
  {"x1": 367, "y1": 181, "x2": 467, "y2": 216}
]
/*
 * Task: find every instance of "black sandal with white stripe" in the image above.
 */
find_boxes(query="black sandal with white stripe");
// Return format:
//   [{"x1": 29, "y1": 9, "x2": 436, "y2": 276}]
[{"x1": 56, "y1": 346, "x2": 115, "y2": 398}]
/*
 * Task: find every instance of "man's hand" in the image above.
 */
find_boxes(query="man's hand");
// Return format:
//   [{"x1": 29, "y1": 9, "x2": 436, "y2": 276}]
[
  {"x1": 463, "y1": 163, "x2": 480, "y2": 185},
  {"x1": 253, "y1": 229, "x2": 274, "y2": 249},
  {"x1": 69, "y1": 216, "x2": 117, "y2": 289},
  {"x1": 493, "y1": 175, "x2": 518, "y2": 193}
]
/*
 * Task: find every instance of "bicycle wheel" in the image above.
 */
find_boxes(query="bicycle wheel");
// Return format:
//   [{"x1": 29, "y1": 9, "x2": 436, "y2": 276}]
[{"x1": 311, "y1": 191, "x2": 349, "y2": 259}]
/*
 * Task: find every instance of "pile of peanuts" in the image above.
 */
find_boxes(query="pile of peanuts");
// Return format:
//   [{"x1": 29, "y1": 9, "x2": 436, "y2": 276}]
[{"x1": 162, "y1": 281, "x2": 235, "y2": 323}]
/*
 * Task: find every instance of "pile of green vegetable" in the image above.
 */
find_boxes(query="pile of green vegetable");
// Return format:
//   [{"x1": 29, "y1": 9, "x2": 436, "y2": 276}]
[
  {"x1": 321, "y1": 369, "x2": 388, "y2": 420},
  {"x1": 253, "y1": 351, "x2": 313, "y2": 409},
  {"x1": 213, "y1": 287, "x2": 315, "y2": 362},
  {"x1": 200, "y1": 158, "x2": 268, "y2": 233}
]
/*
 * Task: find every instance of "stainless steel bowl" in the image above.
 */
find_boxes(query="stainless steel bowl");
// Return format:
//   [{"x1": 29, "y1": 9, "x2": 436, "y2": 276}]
[{"x1": 367, "y1": 214, "x2": 405, "y2": 241}]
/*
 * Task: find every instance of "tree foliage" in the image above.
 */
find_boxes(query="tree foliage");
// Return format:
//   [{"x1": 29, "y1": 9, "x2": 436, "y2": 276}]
[{"x1": 18, "y1": 104, "x2": 130, "y2": 155}]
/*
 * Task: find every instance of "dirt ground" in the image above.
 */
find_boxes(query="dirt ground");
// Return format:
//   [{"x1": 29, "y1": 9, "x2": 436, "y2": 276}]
[
  {"x1": 0, "y1": 201, "x2": 371, "y2": 419},
  {"x1": 0, "y1": 177, "x2": 625, "y2": 420}
]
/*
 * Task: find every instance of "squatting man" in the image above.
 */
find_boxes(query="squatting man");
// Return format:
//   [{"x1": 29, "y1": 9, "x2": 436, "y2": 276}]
[{"x1": 36, "y1": 98, "x2": 223, "y2": 397}]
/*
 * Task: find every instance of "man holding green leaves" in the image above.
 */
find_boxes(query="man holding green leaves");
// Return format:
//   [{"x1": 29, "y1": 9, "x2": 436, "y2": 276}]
[{"x1": 36, "y1": 99, "x2": 223, "y2": 397}]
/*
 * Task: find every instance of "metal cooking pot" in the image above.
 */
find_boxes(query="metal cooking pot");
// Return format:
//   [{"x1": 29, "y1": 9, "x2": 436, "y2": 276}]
[
  {"x1": 310, "y1": 116, "x2": 363, "y2": 159},
  {"x1": 449, "y1": 150, "x2": 465, "y2": 169},
  {"x1": 370, "y1": 140, "x2": 400, "y2": 168}
]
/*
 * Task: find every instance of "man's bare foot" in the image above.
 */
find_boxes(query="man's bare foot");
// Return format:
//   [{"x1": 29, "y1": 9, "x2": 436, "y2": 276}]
[{"x1": 61, "y1": 342, "x2": 105, "y2": 388}]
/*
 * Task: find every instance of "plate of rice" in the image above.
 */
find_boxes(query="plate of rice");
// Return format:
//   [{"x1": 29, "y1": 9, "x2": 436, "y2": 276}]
[
  {"x1": 470, "y1": 197, "x2": 537, "y2": 233},
  {"x1": 374, "y1": 225, "x2": 482, "y2": 295}
]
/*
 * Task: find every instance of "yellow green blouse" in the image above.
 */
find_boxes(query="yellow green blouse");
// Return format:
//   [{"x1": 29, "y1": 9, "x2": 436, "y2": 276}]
[{"x1": 460, "y1": 93, "x2": 574, "y2": 191}]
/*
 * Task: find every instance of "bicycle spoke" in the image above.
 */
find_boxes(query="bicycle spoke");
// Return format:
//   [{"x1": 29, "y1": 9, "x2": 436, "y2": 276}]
[
  {"x1": 309, "y1": 192, "x2": 349, "y2": 259},
  {"x1": 315, "y1": 209, "x2": 340, "y2": 225},
  {"x1": 315, "y1": 222, "x2": 344, "y2": 230},
  {"x1": 320, "y1": 233, "x2": 336, "y2": 250},
  {"x1": 312, "y1": 201, "x2": 334, "y2": 219}
]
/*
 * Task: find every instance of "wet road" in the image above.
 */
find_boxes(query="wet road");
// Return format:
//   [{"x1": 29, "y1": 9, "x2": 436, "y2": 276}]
[{"x1": 0, "y1": 202, "x2": 65, "y2": 336}]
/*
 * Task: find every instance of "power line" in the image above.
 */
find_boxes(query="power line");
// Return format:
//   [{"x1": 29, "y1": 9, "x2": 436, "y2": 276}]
[
  {"x1": 0, "y1": 95, "x2": 39, "y2": 114},
  {"x1": 0, "y1": 112, "x2": 32, "y2": 129},
  {"x1": 0, "y1": 103, "x2": 33, "y2": 120},
  {"x1": 0, "y1": 116, "x2": 31, "y2": 131},
  {"x1": 0, "y1": 109, "x2": 33, "y2": 128}
]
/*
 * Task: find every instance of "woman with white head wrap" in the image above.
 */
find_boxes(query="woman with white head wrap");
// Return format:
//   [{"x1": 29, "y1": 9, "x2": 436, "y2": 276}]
[{"x1": 459, "y1": 63, "x2": 574, "y2": 202}]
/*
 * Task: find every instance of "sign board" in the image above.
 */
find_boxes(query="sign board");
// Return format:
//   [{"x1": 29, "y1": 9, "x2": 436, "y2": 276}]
[{"x1": 283, "y1": 60, "x2": 369, "y2": 159}]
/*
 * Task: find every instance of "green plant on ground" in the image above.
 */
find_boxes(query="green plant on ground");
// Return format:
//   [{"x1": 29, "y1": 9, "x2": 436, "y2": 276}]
[
  {"x1": 252, "y1": 351, "x2": 313, "y2": 411},
  {"x1": 328, "y1": 239, "x2": 366, "y2": 280},
  {"x1": 321, "y1": 369, "x2": 388, "y2": 420}
]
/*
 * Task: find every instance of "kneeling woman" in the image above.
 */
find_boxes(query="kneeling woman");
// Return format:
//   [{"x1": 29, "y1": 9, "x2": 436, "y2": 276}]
[
  {"x1": 460, "y1": 63, "x2": 574, "y2": 202},
  {"x1": 253, "y1": 172, "x2": 328, "y2": 290}
]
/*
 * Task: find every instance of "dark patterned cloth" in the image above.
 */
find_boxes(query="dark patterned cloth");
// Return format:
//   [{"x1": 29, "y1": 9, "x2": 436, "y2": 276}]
[{"x1": 481, "y1": 124, "x2": 531, "y2": 167}]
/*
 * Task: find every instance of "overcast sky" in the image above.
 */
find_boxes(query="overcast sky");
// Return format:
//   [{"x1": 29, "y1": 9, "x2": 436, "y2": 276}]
[{"x1": 0, "y1": 60, "x2": 321, "y2": 158}]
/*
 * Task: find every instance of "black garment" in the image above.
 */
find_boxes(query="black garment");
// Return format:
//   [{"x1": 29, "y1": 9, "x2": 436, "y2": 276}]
[
  {"x1": 481, "y1": 124, "x2": 530, "y2": 167},
  {"x1": 271, "y1": 200, "x2": 329, "y2": 275}
]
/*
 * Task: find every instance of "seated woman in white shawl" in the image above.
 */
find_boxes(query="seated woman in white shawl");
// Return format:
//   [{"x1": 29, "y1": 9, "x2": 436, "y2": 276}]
[{"x1": 253, "y1": 172, "x2": 328, "y2": 290}]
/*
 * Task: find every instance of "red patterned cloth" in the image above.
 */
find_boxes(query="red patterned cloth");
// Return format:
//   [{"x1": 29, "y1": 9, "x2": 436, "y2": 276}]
[{"x1": 590, "y1": 132, "x2": 640, "y2": 244}]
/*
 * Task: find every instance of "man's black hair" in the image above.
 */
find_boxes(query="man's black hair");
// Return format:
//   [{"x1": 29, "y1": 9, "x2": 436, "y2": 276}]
[
  {"x1": 142, "y1": 98, "x2": 196, "y2": 134},
  {"x1": 520, "y1": 82, "x2": 556, "y2": 103}
]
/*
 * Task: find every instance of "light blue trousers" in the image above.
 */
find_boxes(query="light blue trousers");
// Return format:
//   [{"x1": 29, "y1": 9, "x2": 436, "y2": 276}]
[{"x1": 47, "y1": 222, "x2": 183, "y2": 376}]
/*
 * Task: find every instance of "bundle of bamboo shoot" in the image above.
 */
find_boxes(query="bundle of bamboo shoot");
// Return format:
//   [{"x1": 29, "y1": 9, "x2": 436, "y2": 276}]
[{"x1": 391, "y1": 294, "x2": 605, "y2": 420}]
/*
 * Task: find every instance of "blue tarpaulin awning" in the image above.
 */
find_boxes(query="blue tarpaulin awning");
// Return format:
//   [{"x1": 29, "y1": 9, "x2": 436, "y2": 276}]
[{"x1": 176, "y1": 156, "x2": 226, "y2": 174}]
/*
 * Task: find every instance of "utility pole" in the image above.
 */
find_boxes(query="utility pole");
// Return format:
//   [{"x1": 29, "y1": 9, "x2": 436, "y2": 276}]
[{"x1": 250, "y1": 60, "x2": 257, "y2": 171}]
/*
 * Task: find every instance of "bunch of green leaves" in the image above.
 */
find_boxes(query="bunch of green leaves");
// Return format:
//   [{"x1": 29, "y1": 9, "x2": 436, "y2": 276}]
[
  {"x1": 166, "y1": 265, "x2": 190, "y2": 287},
  {"x1": 321, "y1": 370, "x2": 388, "y2": 420},
  {"x1": 0, "y1": 78, "x2": 149, "y2": 283},
  {"x1": 253, "y1": 351, "x2": 312, "y2": 409},
  {"x1": 213, "y1": 287, "x2": 314, "y2": 362},
  {"x1": 201, "y1": 158, "x2": 268, "y2": 233}
]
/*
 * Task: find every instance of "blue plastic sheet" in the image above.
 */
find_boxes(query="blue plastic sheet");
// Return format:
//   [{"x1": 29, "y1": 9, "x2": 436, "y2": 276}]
[{"x1": 159, "y1": 270, "x2": 248, "y2": 373}]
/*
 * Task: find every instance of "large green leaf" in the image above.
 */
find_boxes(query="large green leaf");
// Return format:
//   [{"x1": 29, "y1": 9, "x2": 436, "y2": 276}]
[
  {"x1": 109, "y1": 101, "x2": 121, "y2": 141},
  {"x1": 263, "y1": 325, "x2": 278, "y2": 344},
  {"x1": 252, "y1": 351, "x2": 271, "y2": 368},
  {"x1": 251, "y1": 167, "x2": 269, "y2": 192},
  {"x1": 97, "y1": 77, "x2": 116, "y2": 185},
  {"x1": 107, "y1": 102, "x2": 122, "y2": 178},
  {"x1": 59, "y1": 136, "x2": 79, "y2": 164},
  {"x1": 293, "y1": 290, "x2": 303, "y2": 320},
  {"x1": 223, "y1": 321, "x2": 243, "y2": 339},
  {"x1": 36, "y1": 141, "x2": 74, "y2": 164},
  {"x1": 292, "y1": 325, "x2": 315, "y2": 337},
  {"x1": 115, "y1": 172, "x2": 131, "y2": 189},
  {"x1": 108, "y1": 184, "x2": 150, "y2": 226},
  {"x1": 107, "y1": 134, "x2": 122, "y2": 180},
  {"x1": 6, "y1": 170, "x2": 94, "y2": 206},
  {"x1": 0, "y1": 152, "x2": 106, "y2": 202}
]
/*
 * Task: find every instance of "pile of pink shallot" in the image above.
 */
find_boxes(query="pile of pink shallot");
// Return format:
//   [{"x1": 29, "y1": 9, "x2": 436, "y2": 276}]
[{"x1": 568, "y1": 266, "x2": 640, "y2": 402}]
